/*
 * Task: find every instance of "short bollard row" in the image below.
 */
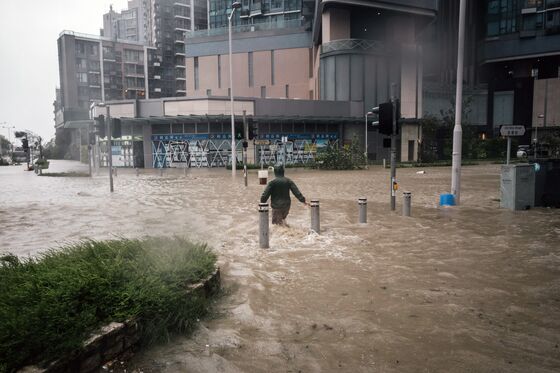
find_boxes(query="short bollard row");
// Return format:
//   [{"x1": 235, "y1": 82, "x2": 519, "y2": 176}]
[{"x1": 257, "y1": 194, "x2": 412, "y2": 249}]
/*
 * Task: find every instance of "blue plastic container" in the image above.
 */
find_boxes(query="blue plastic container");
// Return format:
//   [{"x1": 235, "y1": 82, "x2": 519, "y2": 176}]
[{"x1": 440, "y1": 193, "x2": 456, "y2": 206}]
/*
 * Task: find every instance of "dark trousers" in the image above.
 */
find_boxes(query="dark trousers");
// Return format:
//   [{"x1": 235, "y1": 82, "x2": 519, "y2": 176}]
[{"x1": 272, "y1": 206, "x2": 290, "y2": 225}]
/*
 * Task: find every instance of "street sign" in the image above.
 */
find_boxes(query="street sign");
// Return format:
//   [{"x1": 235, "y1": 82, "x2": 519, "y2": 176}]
[
  {"x1": 254, "y1": 139, "x2": 270, "y2": 145},
  {"x1": 500, "y1": 125, "x2": 525, "y2": 137}
]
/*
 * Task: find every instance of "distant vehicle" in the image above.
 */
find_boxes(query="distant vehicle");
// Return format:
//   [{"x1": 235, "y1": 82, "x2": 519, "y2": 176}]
[
  {"x1": 516, "y1": 145, "x2": 532, "y2": 158},
  {"x1": 517, "y1": 144, "x2": 551, "y2": 159}
]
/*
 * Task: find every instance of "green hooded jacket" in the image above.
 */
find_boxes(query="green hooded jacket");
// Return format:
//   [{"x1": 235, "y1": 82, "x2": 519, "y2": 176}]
[{"x1": 260, "y1": 166, "x2": 306, "y2": 209}]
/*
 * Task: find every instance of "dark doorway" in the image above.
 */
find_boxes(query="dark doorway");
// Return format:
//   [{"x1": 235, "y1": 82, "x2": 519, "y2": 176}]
[{"x1": 408, "y1": 140, "x2": 415, "y2": 161}]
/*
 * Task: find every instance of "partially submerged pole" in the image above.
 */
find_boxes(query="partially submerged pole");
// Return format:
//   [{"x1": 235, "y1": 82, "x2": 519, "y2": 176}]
[
  {"x1": 310, "y1": 199, "x2": 320, "y2": 233},
  {"x1": 358, "y1": 198, "x2": 367, "y2": 224},
  {"x1": 259, "y1": 203, "x2": 269, "y2": 249}
]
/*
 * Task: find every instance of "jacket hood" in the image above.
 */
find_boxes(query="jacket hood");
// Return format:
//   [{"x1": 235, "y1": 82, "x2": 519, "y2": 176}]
[{"x1": 274, "y1": 165, "x2": 285, "y2": 177}]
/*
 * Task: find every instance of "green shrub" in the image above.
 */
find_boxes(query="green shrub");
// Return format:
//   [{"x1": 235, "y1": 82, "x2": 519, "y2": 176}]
[
  {"x1": 0, "y1": 237, "x2": 217, "y2": 372},
  {"x1": 315, "y1": 141, "x2": 365, "y2": 170}
]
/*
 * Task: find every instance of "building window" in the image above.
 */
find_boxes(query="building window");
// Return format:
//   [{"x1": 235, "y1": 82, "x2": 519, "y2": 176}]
[
  {"x1": 248, "y1": 52, "x2": 254, "y2": 87},
  {"x1": 271, "y1": 50, "x2": 275, "y2": 85},
  {"x1": 206, "y1": 89, "x2": 212, "y2": 96},
  {"x1": 194, "y1": 57, "x2": 199, "y2": 90},
  {"x1": 218, "y1": 55, "x2": 222, "y2": 88},
  {"x1": 76, "y1": 73, "x2": 88, "y2": 83},
  {"x1": 76, "y1": 58, "x2": 87, "y2": 70},
  {"x1": 89, "y1": 60, "x2": 100, "y2": 71},
  {"x1": 261, "y1": 86, "x2": 266, "y2": 98}
]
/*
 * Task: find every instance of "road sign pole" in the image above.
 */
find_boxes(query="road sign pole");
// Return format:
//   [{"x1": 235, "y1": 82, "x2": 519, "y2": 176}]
[{"x1": 506, "y1": 137, "x2": 511, "y2": 165}]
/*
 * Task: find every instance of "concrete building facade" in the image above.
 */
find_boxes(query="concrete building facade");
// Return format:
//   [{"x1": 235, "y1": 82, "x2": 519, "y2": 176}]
[{"x1": 182, "y1": 0, "x2": 437, "y2": 162}]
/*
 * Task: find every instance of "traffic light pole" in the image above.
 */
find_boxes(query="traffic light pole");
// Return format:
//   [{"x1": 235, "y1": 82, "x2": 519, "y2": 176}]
[
  {"x1": 107, "y1": 106, "x2": 114, "y2": 193},
  {"x1": 390, "y1": 84, "x2": 397, "y2": 211}
]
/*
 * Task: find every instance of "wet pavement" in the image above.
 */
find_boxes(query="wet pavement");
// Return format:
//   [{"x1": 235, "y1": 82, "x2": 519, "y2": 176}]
[{"x1": 1, "y1": 161, "x2": 559, "y2": 372}]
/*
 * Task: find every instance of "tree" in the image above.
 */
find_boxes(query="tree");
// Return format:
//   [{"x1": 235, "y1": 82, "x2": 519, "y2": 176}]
[{"x1": 0, "y1": 135, "x2": 11, "y2": 157}]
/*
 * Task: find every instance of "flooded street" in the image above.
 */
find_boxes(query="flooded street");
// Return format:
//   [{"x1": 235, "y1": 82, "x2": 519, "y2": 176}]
[{"x1": 1, "y1": 161, "x2": 559, "y2": 372}]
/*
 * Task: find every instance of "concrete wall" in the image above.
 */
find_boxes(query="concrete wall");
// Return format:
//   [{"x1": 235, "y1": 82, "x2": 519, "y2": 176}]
[
  {"x1": 533, "y1": 78, "x2": 560, "y2": 127},
  {"x1": 163, "y1": 99, "x2": 255, "y2": 116},
  {"x1": 322, "y1": 8, "x2": 351, "y2": 43},
  {"x1": 142, "y1": 124, "x2": 152, "y2": 168},
  {"x1": 319, "y1": 13, "x2": 423, "y2": 118},
  {"x1": 58, "y1": 35, "x2": 78, "y2": 109},
  {"x1": 186, "y1": 47, "x2": 311, "y2": 99},
  {"x1": 400, "y1": 123, "x2": 421, "y2": 162}
]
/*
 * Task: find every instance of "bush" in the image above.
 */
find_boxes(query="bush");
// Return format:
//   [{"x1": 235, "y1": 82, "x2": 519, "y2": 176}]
[
  {"x1": 315, "y1": 141, "x2": 365, "y2": 170},
  {"x1": 0, "y1": 237, "x2": 217, "y2": 372}
]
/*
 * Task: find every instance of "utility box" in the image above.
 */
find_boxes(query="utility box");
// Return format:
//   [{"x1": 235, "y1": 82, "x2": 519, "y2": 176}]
[
  {"x1": 531, "y1": 159, "x2": 560, "y2": 208},
  {"x1": 500, "y1": 164, "x2": 535, "y2": 210}
]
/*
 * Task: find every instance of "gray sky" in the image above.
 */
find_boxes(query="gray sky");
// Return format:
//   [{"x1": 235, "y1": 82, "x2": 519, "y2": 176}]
[{"x1": 0, "y1": 0, "x2": 128, "y2": 144}]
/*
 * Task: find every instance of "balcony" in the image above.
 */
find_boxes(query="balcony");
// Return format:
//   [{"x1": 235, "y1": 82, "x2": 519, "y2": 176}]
[
  {"x1": 320, "y1": 39, "x2": 387, "y2": 56},
  {"x1": 188, "y1": 18, "x2": 304, "y2": 39}
]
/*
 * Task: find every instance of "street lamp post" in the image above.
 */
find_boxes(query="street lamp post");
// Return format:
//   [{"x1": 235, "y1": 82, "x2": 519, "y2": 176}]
[
  {"x1": 96, "y1": 103, "x2": 113, "y2": 192},
  {"x1": 364, "y1": 111, "x2": 373, "y2": 168},
  {"x1": 228, "y1": 1, "x2": 242, "y2": 177},
  {"x1": 450, "y1": 0, "x2": 467, "y2": 205}
]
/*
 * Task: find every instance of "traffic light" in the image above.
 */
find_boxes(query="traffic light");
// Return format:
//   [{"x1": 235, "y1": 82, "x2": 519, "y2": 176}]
[
  {"x1": 94, "y1": 115, "x2": 106, "y2": 138},
  {"x1": 371, "y1": 101, "x2": 394, "y2": 136},
  {"x1": 112, "y1": 118, "x2": 122, "y2": 139},
  {"x1": 21, "y1": 138, "x2": 29, "y2": 152},
  {"x1": 89, "y1": 132, "x2": 96, "y2": 145}
]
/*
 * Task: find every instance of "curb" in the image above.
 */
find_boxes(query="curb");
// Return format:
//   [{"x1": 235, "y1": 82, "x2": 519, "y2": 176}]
[{"x1": 19, "y1": 267, "x2": 221, "y2": 373}]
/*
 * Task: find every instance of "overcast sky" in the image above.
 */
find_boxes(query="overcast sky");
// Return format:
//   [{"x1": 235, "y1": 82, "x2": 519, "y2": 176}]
[{"x1": 0, "y1": 0, "x2": 128, "y2": 144}]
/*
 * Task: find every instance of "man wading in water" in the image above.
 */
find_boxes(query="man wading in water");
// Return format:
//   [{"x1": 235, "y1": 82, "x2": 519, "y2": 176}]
[{"x1": 260, "y1": 165, "x2": 308, "y2": 226}]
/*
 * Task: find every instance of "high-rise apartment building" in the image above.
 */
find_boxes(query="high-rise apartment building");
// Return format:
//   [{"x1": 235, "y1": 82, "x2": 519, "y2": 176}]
[
  {"x1": 98, "y1": 1, "x2": 211, "y2": 99},
  {"x1": 56, "y1": 31, "x2": 158, "y2": 123},
  {"x1": 102, "y1": 1, "x2": 152, "y2": 44}
]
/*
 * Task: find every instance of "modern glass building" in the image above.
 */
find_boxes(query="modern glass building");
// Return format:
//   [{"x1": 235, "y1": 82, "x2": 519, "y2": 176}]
[{"x1": 480, "y1": 0, "x2": 560, "y2": 138}]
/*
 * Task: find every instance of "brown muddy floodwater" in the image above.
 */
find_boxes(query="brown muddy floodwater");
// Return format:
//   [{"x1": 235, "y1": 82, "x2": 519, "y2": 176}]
[{"x1": 1, "y1": 161, "x2": 559, "y2": 372}]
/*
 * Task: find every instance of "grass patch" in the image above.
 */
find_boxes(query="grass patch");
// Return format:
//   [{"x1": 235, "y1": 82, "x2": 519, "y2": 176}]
[
  {"x1": 38, "y1": 172, "x2": 90, "y2": 177},
  {"x1": 0, "y1": 237, "x2": 217, "y2": 372}
]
